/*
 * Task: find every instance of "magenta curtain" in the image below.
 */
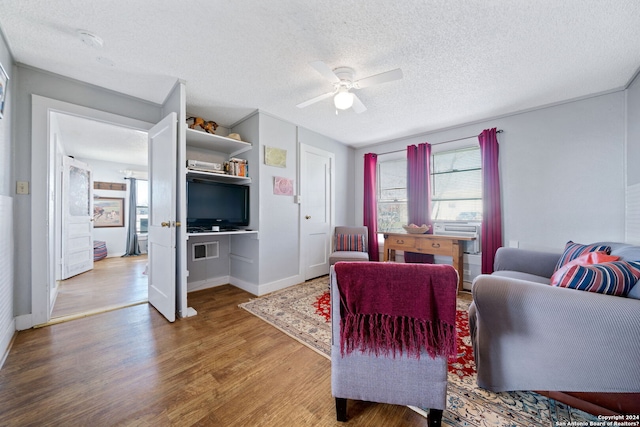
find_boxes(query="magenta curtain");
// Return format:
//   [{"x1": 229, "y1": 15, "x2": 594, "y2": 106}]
[
  {"x1": 363, "y1": 153, "x2": 379, "y2": 261},
  {"x1": 478, "y1": 128, "x2": 502, "y2": 274},
  {"x1": 406, "y1": 143, "x2": 434, "y2": 263}
]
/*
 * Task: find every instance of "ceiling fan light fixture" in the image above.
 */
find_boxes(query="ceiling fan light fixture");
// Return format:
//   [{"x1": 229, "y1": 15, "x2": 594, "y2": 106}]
[{"x1": 334, "y1": 89, "x2": 354, "y2": 110}]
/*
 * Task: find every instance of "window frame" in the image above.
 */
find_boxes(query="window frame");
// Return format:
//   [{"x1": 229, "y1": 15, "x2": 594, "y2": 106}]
[
  {"x1": 135, "y1": 179, "x2": 149, "y2": 234},
  {"x1": 375, "y1": 144, "x2": 482, "y2": 232},
  {"x1": 430, "y1": 145, "x2": 483, "y2": 222}
]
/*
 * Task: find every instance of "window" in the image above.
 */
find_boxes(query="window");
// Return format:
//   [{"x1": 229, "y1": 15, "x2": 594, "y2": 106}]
[
  {"x1": 376, "y1": 146, "x2": 482, "y2": 232},
  {"x1": 136, "y1": 180, "x2": 149, "y2": 233},
  {"x1": 431, "y1": 147, "x2": 482, "y2": 221},
  {"x1": 377, "y1": 159, "x2": 408, "y2": 233}
]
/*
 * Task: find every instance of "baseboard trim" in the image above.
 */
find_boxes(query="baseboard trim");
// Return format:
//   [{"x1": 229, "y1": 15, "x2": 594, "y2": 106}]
[
  {"x1": 15, "y1": 314, "x2": 32, "y2": 331},
  {"x1": 0, "y1": 319, "x2": 16, "y2": 370},
  {"x1": 229, "y1": 277, "x2": 260, "y2": 296},
  {"x1": 187, "y1": 276, "x2": 231, "y2": 293},
  {"x1": 256, "y1": 274, "x2": 305, "y2": 296}
]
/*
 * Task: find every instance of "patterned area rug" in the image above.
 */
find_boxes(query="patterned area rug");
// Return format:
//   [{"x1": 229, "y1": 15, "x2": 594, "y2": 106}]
[{"x1": 239, "y1": 276, "x2": 598, "y2": 426}]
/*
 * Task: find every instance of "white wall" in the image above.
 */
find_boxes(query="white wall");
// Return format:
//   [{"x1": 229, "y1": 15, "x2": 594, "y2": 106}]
[{"x1": 355, "y1": 91, "x2": 627, "y2": 254}]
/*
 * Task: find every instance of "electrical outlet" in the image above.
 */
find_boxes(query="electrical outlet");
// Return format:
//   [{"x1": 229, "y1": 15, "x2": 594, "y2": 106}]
[{"x1": 16, "y1": 181, "x2": 29, "y2": 195}]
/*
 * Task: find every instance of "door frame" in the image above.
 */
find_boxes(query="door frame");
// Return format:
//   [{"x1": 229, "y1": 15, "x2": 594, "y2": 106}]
[
  {"x1": 298, "y1": 143, "x2": 335, "y2": 280},
  {"x1": 30, "y1": 95, "x2": 154, "y2": 327}
]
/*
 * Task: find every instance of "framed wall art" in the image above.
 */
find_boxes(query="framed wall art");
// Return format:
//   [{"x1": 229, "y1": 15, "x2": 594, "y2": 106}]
[
  {"x1": 0, "y1": 61, "x2": 8, "y2": 119},
  {"x1": 265, "y1": 146, "x2": 287, "y2": 168},
  {"x1": 93, "y1": 197, "x2": 125, "y2": 227}
]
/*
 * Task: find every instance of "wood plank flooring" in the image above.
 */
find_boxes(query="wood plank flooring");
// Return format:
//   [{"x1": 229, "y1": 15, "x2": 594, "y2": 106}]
[
  {"x1": 1, "y1": 285, "x2": 434, "y2": 426},
  {"x1": 51, "y1": 255, "x2": 148, "y2": 319}
]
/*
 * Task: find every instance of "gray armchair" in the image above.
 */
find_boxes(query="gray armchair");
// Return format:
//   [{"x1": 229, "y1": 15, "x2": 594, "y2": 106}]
[
  {"x1": 330, "y1": 262, "x2": 458, "y2": 425},
  {"x1": 329, "y1": 226, "x2": 369, "y2": 265}
]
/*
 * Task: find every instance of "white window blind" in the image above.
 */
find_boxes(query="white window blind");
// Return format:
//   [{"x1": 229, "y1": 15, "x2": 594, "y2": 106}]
[{"x1": 431, "y1": 147, "x2": 482, "y2": 221}]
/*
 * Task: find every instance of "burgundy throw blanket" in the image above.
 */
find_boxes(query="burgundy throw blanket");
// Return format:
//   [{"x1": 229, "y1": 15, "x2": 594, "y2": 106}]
[{"x1": 334, "y1": 262, "x2": 457, "y2": 360}]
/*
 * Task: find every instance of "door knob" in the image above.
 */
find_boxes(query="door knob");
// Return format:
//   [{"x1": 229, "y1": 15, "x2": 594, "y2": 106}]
[
  {"x1": 161, "y1": 221, "x2": 170, "y2": 227},
  {"x1": 305, "y1": 215, "x2": 311, "y2": 219},
  {"x1": 174, "y1": 221, "x2": 181, "y2": 227}
]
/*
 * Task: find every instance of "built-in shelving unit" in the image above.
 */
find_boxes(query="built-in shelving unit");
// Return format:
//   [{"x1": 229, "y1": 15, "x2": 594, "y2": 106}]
[
  {"x1": 186, "y1": 169, "x2": 251, "y2": 183},
  {"x1": 186, "y1": 128, "x2": 252, "y2": 156},
  {"x1": 186, "y1": 230, "x2": 258, "y2": 238},
  {"x1": 185, "y1": 128, "x2": 252, "y2": 182}
]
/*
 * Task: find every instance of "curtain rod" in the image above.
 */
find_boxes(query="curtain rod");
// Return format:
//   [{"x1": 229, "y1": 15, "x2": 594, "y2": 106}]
[{"x1": 373, "y1": 129, "x2": 503, "y2": 156}]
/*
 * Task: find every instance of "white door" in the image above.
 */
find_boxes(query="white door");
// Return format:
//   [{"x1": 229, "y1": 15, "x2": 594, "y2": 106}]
[
  {"x1": 148, "y1": 113, "x2": 177, "y2": 322},
  {"x1": 61, "y1": 156, "x2": 94, "y2": 280},
  {"x1": 300, "y1": 144, "x2": 334, "y2": 280}
]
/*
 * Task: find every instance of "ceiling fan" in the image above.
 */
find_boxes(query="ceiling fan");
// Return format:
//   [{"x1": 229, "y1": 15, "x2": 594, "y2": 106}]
[{"x1": 296, "y1": 61, "x2": 403, "y2": 114}]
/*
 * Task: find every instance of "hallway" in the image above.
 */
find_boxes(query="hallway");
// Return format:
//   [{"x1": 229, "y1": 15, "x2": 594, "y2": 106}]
[{"x1": 52, "y1": 255, "x2": 148, "y2": 319}]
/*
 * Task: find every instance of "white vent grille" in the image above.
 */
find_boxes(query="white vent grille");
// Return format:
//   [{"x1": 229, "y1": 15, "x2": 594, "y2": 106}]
[{"x1": 192, "y1": 241, "x2": 219, "y2": 261}]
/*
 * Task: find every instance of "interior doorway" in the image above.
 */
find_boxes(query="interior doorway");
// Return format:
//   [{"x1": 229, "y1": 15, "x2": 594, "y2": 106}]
[
  {"x1": 49, "y1": 111, "x2": 150, "y2": 321},
  {"x1": 300, "y1": 143, "x2": 335, "y2": 280}
]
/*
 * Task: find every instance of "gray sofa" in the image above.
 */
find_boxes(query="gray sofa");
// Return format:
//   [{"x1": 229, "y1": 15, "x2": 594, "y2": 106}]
[{"x1": 468, "y1": 242, "x2": 640, "y2": 396}]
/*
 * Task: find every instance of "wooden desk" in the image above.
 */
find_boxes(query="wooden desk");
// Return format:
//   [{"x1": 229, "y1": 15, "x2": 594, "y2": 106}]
[{"x1": 382, "y1": 232, "x2": 476, "y2": 293}]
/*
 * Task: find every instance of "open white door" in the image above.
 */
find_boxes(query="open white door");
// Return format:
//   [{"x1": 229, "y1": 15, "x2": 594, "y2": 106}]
[
  {"x1": 61, "y1": 156, "x2": 94, "y2": 280},
  {"x1": 148, "y1": 113, "x2": 177, "y2": 322},
  {"x1": 300, "y1": 144, "x2": 334, "y2": 280}
]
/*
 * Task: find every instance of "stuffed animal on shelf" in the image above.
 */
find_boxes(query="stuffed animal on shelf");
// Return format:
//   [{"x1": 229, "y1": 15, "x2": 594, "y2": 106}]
[{"x1": 187, "y1": 117, "x2": 219, "y2": 134}]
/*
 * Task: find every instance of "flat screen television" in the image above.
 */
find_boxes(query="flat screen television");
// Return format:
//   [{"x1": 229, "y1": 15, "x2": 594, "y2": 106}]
[{"x1": 187, "y1": 179, "x2": 250, "y2": 230}]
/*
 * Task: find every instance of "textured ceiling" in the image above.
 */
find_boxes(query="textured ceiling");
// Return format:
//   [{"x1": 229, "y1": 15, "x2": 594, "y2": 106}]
[
  {"x1": 52, "y1": 112, "x2": 148, "y2": 166},
  {"x1": 2, "y1": 0, "x2": 640, "y2": 148}
]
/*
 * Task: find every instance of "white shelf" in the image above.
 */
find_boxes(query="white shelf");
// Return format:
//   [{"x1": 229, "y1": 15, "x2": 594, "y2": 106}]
[
  {"x1": 187, "y1": 230, "x2": 258, "y2": 238},
  {"x1": 186, "y1": 169, "x2": 251, "y2": 183},
  {"x1": 186, "y1": 128, "x2": 252, "y2": 156}
]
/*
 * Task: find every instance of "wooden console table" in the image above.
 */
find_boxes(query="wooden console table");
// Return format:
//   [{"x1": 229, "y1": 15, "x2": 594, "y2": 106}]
[{"x1": 382, "y1": 232, "x2": 476, "y2": 293}]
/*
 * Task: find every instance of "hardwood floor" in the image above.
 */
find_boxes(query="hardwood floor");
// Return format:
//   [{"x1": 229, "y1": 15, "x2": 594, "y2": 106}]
[
  {"x1": 51, "y1": 255, "x2": 148, "y2": 319},
  {"x1": 1, "y1": 285, "x2": 435, "y2": 426}
]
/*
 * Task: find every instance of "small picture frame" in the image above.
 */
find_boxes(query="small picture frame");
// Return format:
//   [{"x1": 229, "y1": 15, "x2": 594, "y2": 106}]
[
  {"x1": 265, "y1": 146, "x2": 287, "y2": 168},
  {"x1": 93, "y1": 197, "x2": 125, "y2": 227},
  {"x1": 0, "y1": 62, "x2": 8, "y2": 119}
]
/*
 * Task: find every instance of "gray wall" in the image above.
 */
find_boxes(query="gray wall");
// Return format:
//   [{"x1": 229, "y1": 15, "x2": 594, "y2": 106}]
[
  {"x1": 0, "y1": 35, "x2": 11, "y2": 197},
  {"x1": 13, "y1": 65, "x2": 163, "y2": 316},
  {"x1": 625, "y1": 71, "x2": 640, "y2": 243},
  {"x1": 355, "y1": 91, "x2": 627, "y2": 253},
  {"x1": 627, "y1": 72, "x2": 640, "y2": 186},
  {"x1": 227, "y1": 111, "x2": 355, "y2": 295}
]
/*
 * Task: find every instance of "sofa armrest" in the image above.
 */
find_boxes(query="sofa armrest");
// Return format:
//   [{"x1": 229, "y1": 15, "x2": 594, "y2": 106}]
[
  {"x1": 471, "y1": 275, "x2": 640, "y2": 392},
  {"x1": 493, "y1": 247, "x2": 561, "y2": 278}
]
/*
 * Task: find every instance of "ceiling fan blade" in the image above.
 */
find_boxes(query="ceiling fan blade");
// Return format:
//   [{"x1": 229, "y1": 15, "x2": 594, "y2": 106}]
[
  {"x1": 351, "y1": 93, "x2": 367, "y2": 114},
  {"x1": 309, "y1": 60, "x2": 340, "y2": 83},
  {"x1": 296, "y1": 91, "x2": 335, "y2": 109},
  {"x1": 354, "y1": 68, "x2": 403, "y2": 89}
]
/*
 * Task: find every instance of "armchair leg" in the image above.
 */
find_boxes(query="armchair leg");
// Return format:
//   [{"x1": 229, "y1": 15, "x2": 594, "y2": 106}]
[
  {"x1": 427, "y1": 409, "x2": 443, "y2": 427},
  {"x1": 336, "y1": 397, "x2": 347, "y2": 422}
]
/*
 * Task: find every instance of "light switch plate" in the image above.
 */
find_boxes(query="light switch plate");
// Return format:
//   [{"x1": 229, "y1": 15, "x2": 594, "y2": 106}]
[{"x1": 16, "y1": 181, "x2": 29, "y2": 195}]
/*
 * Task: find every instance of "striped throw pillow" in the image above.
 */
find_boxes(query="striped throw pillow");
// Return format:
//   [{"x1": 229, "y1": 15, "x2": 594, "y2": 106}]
[
  {"x1": 335, "y1": 234, "x2": 366, "y2": 252},
  {"x1": 553, "y1": 260, "x2": 640, "y2": 296},
  {"x1": 554, "y1": 241, "x2": 611, "y2": 273}
]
